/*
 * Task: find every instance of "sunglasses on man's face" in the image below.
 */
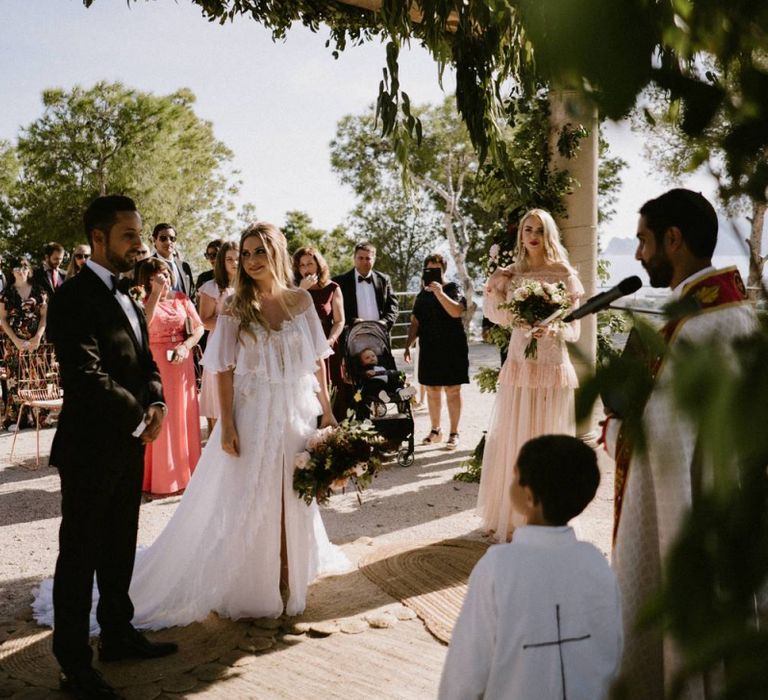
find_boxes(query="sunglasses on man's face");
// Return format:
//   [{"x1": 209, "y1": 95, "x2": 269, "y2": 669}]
[
  {"x1": 75, "y1": 253, "x2": 91, "y2": 260},
  {"x1": 204, "y1": 251, "x2": 218, "y2": 260},
  {"x1": 158, "y1": 234, "x2": 176, "y2": 243}
]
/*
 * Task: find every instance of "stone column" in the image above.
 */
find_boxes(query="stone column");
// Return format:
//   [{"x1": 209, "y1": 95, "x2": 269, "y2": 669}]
[{"x1": 549, "y1": 89, "x2": 599, "y2": 441}]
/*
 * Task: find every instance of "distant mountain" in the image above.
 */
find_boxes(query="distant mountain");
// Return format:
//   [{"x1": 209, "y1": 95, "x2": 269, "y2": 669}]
[
  {"x1": 603, "y1": 237, "x2": 636, "y2": 255},
  {"x1": 603, "y1": 216, "x2": 764, "y2": 257}
]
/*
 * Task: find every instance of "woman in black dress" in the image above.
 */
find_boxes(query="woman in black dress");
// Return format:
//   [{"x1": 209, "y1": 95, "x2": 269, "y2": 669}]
[{"x1": 404, "y1": 254, "x2": 469, "y2": 450}]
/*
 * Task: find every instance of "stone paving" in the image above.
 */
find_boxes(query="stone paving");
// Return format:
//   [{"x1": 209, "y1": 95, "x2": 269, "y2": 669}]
[{"x1": 0, "y1": 343, "x2": 614, "y2": 698}]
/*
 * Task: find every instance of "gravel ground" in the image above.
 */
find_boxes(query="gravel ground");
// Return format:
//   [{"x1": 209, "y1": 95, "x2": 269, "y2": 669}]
[{"x1": 0, "y1": 342, "x2": 614, "y2": 629}]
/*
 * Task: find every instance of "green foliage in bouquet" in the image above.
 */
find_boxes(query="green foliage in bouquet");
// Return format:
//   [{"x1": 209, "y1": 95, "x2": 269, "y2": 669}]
[
  {"x1": 293, "y1": 412, "x2": 386, "y2": 507},
  {"x1": 474, "y1": 367, "x2": 500, "y2": 394}
]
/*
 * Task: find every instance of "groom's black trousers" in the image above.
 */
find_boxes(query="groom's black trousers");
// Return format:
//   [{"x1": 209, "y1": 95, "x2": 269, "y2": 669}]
[{"x1": 53, "y1": 459, "x2": 143, "y2": 672}]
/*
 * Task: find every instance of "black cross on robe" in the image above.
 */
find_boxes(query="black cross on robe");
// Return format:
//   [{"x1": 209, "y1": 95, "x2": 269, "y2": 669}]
[{"x1": 522, "y1": 604, "x2": 591, "y2": 700}]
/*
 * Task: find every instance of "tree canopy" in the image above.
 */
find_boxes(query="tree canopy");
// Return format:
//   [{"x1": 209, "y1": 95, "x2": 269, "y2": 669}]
[
  {"x1": 6, "y1": 81, "x2": 239, "y2": 265},
  {"x1": 87, "y1": 0, "x2": 768, "y2": 204}
]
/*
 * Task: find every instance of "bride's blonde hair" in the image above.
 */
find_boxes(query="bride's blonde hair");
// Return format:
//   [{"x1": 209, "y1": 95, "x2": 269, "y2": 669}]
[
  {"x1": 512, "y1": 209, "x2": 573, "y2": 272},
  {"x1": 229, "y1": 222, "x2": 295, "y2": 339}
]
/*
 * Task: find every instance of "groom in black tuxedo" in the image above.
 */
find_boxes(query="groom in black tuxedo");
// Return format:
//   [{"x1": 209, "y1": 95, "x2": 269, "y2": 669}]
[
  {"x1": 47, "y1": 196, "x2": 177, "y2": 699},
  {"x1": 332, "y1": 241, "x2": 399, "y2": 331}
]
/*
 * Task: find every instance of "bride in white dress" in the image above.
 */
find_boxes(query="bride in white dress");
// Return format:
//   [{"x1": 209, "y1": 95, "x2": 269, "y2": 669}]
[{"x1": 34, "y1": 222, "x2": 349, "y2": 631}]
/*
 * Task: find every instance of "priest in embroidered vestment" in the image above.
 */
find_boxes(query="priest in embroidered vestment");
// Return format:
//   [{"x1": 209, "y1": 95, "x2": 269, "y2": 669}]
[{"x1": 604, "y1": 189, "x2": 758, "y2": 700}]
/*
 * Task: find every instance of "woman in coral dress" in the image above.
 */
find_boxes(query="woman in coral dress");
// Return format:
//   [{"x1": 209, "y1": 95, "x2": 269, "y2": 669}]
[
  {"x1": 198, "y1": 240, "x2": 238, "y2": 433},
  {"x1": 477, "y1": 209, "x2": 584, "y2": 542},
  {"x1": 138, "y1": 258, "x2": 204, "y2": 495}
]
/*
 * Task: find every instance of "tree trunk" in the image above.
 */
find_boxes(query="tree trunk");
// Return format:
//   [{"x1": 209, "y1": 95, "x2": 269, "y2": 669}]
[
  {"x1": 747, "y1": 200, "x2": 766, "y2": 292},
  {"x1": 441, "y1": 208, "x2": 477, "y2": 331}
]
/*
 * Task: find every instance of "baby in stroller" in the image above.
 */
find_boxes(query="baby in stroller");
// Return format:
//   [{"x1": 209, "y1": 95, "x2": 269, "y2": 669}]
[{"x1": 357, "y1": 348, "x2": 416, "y2": 404}]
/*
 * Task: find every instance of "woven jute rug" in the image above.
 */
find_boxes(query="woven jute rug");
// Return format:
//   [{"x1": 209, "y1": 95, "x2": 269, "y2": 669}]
[
  {"x1": 358, "y1": 538, "x2": 489, "y2": 644},
  {"x1": 0, "y1": 613, "x2": 250, "y2": 690}
]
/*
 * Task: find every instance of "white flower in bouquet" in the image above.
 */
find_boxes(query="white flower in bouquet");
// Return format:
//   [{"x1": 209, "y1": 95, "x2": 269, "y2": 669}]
[
  {"x1": 489, "y1": 243, "x2": 500, "y2": 260},
  {"x1": 294, "y1": 451, "x2": 312, "y2": 470},
  {"x1": 500, "y1": 279, "x2": 572, "y2": 359},
  {"x1": 512, "y1": 286, "x2": 529, "y2": 302},
  {"x1": 353, "y1": 463, "x2": 368, "y2": 477},
  {"x1": 307, "y1": 426, "x2": 334, "y2": 450}
]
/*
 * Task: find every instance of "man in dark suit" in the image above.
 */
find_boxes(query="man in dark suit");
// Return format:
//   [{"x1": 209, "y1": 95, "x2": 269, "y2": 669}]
[
  {"x1": 47, "y1": 196, "x2": 177, "y2": 699},
  {"x1": 150, "y1": 223, "x2": 195, "y2": 298},
  {"x1": 32, "y1": 241, "x2": 66, "y2": 297},
  {"x1": 333, "y1": 241, "x2": 399, "y2": 331},
  {"x1": 332, "y1": 242, "x2": 399, "y2": 419}
]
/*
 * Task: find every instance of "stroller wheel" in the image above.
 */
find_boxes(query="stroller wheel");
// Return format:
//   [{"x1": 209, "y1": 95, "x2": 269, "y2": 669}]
[{"x1": 397, "y1": 447, "x2": 415, "y2": 468}]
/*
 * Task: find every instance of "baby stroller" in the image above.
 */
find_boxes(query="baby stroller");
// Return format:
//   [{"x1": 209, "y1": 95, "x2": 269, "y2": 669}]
[{"x1": 342, "y1": 321, "x2": 415, "y2": 467}]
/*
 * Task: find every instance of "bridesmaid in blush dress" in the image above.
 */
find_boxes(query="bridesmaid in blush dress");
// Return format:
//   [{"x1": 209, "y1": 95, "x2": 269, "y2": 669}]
[
  {"x1": 292, "y1": 246, "x2": 345, "y2": 394},
  {"x1": 138, "y1": 258, "x2": 205, "y2": 496},
  {"x1": 477, "y1": 209, "x2": 584, "y2": 542}
]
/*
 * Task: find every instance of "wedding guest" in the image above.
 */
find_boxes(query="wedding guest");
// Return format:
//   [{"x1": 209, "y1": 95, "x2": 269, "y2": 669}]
[
  {"x1": 439, "y1": 435, "x2": 622, "y2": 700},
  {"x1": 333, "y1": 241, "x2": 398, "y2": 331},
  {"x1": 293, "y1": 246, "x2": 344, "y2": 392},
  {"x1": 404, "y1": 254, "x2": 469, "y2": 450},
  {"x1": 332, "y1": 242, "x2": 397, "y2": 418},
  {"x1": 0, "y1": 256, "x2": 49, "y2": 430},
  {"x1": 196, "y1": 238, "x2": 223, "y2": 291},
  {"x1": 64, "y1": 244, "x2": 91, "y2": 280},
  {"x1": 151, "y1": 223, "x2": 195, "y2": 297},
  {"x1": 198, "y1": 240, "x2": 237, "y2": 433},
  {"x1": 125, "y1": 243, "x2": 151, "y2": 285},
  {"x1": 477, "y1": 209, "x2": 583, "y2": 542},
  {"x1": 137, "y1": 258, "x2": 204, "y2": 496},
  {"x1": 32, "y1": 241, "x2": 65, "y2": 297}
]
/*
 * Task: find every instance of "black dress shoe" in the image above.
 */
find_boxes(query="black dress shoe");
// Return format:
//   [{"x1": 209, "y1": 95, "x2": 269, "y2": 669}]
[
  {"x1": 99, "y1": 626, "x2": 178, "y2": 662},
  {"x1": 59, "y1": 667, "x2": 125, "y2": 699}
]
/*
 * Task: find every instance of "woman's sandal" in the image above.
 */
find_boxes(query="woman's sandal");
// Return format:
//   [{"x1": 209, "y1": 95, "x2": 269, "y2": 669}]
[
  {"x1": 445, "y1": 433, "x2": 459, "y2": 450},
  {"x1": 421, "y1": 428, "x2": 442, "y2": 445}
]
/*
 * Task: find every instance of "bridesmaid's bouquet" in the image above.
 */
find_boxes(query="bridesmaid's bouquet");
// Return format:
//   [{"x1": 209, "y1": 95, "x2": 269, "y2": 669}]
[
  {"x1": 501, "y1": 280, "x2": 571, "y2": 359},
  {"x1": 293, "y1": 414, "x2": 386, "y2": 506}
]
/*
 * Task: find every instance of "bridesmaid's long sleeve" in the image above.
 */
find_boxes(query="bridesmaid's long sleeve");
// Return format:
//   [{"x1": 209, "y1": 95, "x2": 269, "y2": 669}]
[{"x1": 483, "y1": 269, "x2": 514, "y2": 326}]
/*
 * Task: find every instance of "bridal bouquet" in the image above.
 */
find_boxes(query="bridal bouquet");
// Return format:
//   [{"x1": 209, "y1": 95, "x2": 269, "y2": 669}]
[
  {"x1": 293, "y1": 414, "x2": 386, "y2": 506},
  {"x1": 501, "y1": 280, "x2": 571, "y2": 359}
]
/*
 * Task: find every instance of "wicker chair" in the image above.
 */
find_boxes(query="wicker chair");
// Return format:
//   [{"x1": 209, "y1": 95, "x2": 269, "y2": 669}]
[{"x1": 9, "y1": 344, "x2": 63, "y2": 467}]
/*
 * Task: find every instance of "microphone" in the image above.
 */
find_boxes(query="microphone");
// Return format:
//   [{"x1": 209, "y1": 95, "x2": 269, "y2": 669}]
[{"x1": 562, "y1": 276, "x2": 642, "y2": 322}]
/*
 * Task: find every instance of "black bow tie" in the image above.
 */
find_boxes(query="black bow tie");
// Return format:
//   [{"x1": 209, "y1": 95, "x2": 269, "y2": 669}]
[
  {"x1": 358, "y1": 275, "x2": 373, "y2": 284},
  {"x1": 111, "y1": 275, "x2": 132, "y2": 295}
]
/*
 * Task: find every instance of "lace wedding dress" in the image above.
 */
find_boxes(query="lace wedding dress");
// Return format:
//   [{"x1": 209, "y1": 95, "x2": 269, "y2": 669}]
[{"x1": 34, "y1": 296, "x2": 349, "y2": 632}]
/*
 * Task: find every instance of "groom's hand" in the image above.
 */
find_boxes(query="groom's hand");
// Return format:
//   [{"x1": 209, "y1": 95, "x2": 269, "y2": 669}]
[{"x1": 141, "y1": 405, "x2": 166, "y2": 444}]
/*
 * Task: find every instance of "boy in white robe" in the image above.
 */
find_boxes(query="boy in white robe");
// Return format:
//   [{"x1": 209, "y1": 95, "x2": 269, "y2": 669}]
[{"x1": 439, "y1": 435, "x2": 622, "y2": 700}]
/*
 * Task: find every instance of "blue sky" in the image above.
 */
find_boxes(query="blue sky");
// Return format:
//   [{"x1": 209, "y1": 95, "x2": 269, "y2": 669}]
[{"x1": 0, "y1": 0, "x2": 715, "y2": 244}]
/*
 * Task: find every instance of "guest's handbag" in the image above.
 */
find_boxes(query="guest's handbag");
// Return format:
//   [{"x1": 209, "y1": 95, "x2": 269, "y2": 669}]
[{"x1": 183, "y1": 316, "x2": 204, "y2": 388}]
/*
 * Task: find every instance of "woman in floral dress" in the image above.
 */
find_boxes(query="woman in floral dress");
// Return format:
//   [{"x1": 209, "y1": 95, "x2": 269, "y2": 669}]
[{"x1": 0, "y1": 257, "x2": 49, "y2": 430}]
